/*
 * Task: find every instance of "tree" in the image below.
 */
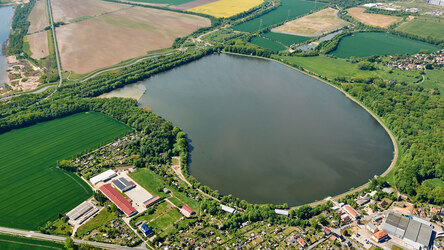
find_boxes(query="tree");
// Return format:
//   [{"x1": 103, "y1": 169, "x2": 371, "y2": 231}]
[{"x1": 65, "y1": 237, "x2": 75, "y2": 250}]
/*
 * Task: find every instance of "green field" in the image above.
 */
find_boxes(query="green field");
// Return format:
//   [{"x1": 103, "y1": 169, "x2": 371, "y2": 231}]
[
  {"x1": 396, "y1": 17, "x2": 444, "y2": 41},
  {"x1": 148, "y1": 208, "x2": 182, "y2": 232},
  {"x1": 76, "y1": 208, "x2": 117, "y2": 238},
  {"x1": 250, "y1": 36, "x2": 286, "y2": 51},
  {"x1": 423, "y1": 69, "x2": 444, "y2": 94},
  {"x1": 276, "y1": 55, "x2": 421, "y2": 83},
  {"x1": 125, "y1": 0, "x2": 193, "y2": 5},
  {"x1": 0, "y1": 112, "x2": 131, "y2": 230},
  {"x1": 0, "y1": 234, "x2": 65, "y2": 250},
  {"x1": 331, "y1": 32, "x2": 441, "y2": 58},
  {"x1": 130, "y1": 168, "x2": 167, "y2": 197},
  {"x1": 263, "y1": 32, "x2": 310, "y2": 46},
  {"x1": 423, "y1": 178, "x2": 444, "y2": 189},
  {"x1": 232, "y1": 0, "x2": 324, "y2": 33}
]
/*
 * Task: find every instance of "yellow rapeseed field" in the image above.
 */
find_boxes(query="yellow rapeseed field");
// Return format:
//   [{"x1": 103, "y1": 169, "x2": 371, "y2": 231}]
[{"x1": 188, "y1": 0, "x2": 263, "y2": 18}]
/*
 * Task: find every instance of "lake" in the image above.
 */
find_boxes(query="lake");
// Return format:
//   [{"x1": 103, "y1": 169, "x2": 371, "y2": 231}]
[
  {"x1": 106, "y1": 54, "x2": 394, "y2": 205},
  {"x1": 331, "y1": 32, "x2": 441, "y2": 58},
  {"x1": 0, "y1": 6, "x2": 13, "y2": 87}
]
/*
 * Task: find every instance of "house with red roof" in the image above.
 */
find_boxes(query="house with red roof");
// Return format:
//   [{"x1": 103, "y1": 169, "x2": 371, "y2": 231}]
[
  {"x1": 297, "y1": 238, "x2": 306, "y2": 247},
  {"x1": 180, "y1": 205, "x2": 195, "y2": 217},
  {"x1": 99, "y1": 184, "x2": 137, "y2": 217}
]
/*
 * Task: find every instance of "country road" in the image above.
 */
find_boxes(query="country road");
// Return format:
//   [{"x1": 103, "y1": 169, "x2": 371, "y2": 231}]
[
  {"x1": 0, "y1": 226, "x2": 145, "y2": 249},
  {"x1": 44, "y1": 0, "x2": 62, "y2": 100}
]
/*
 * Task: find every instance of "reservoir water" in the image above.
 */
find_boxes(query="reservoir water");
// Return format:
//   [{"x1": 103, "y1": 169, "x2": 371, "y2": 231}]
[
  {"x1": 108, "y1": 54, "x2": 394, "y2": 205},
  {"x1": 0, "y1": 6, "x2": 13, "y2": 87}
]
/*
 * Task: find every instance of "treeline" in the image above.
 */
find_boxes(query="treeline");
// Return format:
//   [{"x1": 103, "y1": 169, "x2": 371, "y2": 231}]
[
  {"x1": 341, "y1": 78, "x2": 444, "y2": 204},
  {"x1": 225, "y1": 39, "x2": 273, "y2": 57},
  {"x1": 6, "y1": 0, "x2": 36, "y2": 55},
  {"x1": 364, "y1": 8, "x2": 416, "y2": 17}
]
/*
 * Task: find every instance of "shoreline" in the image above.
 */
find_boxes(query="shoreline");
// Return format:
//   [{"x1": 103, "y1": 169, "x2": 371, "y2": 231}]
[{"x1": 222, "y1": 51, "x2": 399, "y2": 208}]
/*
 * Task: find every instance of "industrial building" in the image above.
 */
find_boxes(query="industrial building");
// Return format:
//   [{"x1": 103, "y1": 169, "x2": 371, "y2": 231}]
[
  {"x1": 382, "y1": 211, "x2": 435, "y2": 249},
  {"x1": 99, "y1": 184, "x2": 138, "y2": 217},
  {"x1": 112, "y1": 177, "x2": 135, "y2": 192},
  {"x1": 221, "y1": 204, "x2": 236, "y2": 214},
  {"x1": 66, "y1": 201, "x2": 98, "y2": 225},
  {"x1": 89, "y1": 169, "x2": 117, "y2": 185},
  {"x1": 275, "y1": 209, "x2": 289, "y2": 216}
]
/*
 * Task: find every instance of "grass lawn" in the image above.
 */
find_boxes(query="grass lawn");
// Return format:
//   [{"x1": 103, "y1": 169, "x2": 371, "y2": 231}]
[
  {"x1": 423, "y1": 69, "x2": 444, "y2": 94},
  {"x1": 396, "y1": 16, "x2": 444, "y2": 41},
  {"x1": 263, "y1": 32, "x2": 310, "y2": 46},
  {"x1": 422, "y1": 178, "x2": 444, "y2": 189},
  {"x1": 0, "y1": 112, "x2": 131, "y2": 230},
  {"x1": 232, "y1": 0, "x2": 324, "y2": 33},
  {"x1": 250, "y1": 36, "x2": 286, "y2": 51},
  {"x1": 132, "y1": 201, "x2": 172, "y2": 225},
  {"x1": 168, "y1": 196, "x2": 184, "y2": 207},
  {"x1": 330, "y1": 32, "x2": 441, "y2": 58},
  {"x1": 275, "y1": 55, "x2": 421, "y2": 84},
  {"x1": 130, "y1": 168, "x2": 166, "y2": 197},
  {"x1": 76, "y1": 207, "x2": 117, "y2": 238},
  {"x1": 148, "y1": 208, "x2": 182, "y2": 232},
  {"x1": 170, "y1": 190, "x2": 200, "y2": 212},
  {"x1": 0, "y1": 233, "x2": 65, "y2": 250}
]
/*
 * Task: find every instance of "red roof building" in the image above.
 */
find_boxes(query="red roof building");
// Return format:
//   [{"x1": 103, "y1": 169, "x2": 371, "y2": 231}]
[
  {"x1": 143, "y1": 195, "x2": 160, "y2": 207},
  {"x1": 99, "y1": 184, "x2": 137, "y2": 216},
  {"x1": 180, "y1": 205, "x2": 195, "y2": 217},
  {"x1": 343, "y1": 205, "x2": 359, "y2": 219},
  {"x1": 372, "y1": 230, "x2": 388, "y2": 243},
  {"x1": 297, "y1": 238, "x2": 306, "y2": 247}
]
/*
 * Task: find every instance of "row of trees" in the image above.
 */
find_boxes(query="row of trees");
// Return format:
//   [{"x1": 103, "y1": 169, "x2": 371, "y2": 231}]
[{"x1": 6, "y1": 0, "x2": 36, "y2": 55}]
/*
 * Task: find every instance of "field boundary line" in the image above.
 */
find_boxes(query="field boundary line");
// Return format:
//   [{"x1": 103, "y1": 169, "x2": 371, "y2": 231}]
[
  {"x1": 63, "y1": 172, "x2": 90, "y2": 194},
  {"x1": 0, "y1": 239, "x2": 62, "y2": 249}
]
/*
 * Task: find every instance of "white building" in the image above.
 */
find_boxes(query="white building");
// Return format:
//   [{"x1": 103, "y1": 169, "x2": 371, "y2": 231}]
[
  {"x1": 89, "y1": 169, "x2": 116, "y2": 185},
  {"x1": 275, "y1": 209, "x2": 289, "y2": 216},
  {"x1": 220, "y1": 205, "x2": 236, "y2": 214}
]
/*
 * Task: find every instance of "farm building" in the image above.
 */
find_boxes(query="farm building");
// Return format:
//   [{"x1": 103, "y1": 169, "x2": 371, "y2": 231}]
[
  {"x1": 220, "y1": 204, "x2": 236, "y2": 214},
  {"x1": 65, "y1": 200, "x2": 99, "y2": 225},
  {"x1": 382, "y1": 211, "x2": 435, "y2": 249},
  {"x1": 343, "y1": 205, "x2": 360, "y2": 220},
  {"x1": 99, "y1": 184, "x2": 137, "y2": 217},
  {"x1": 180, "y1": 205, "x2": 195, "y2": 217},
  {"x1": 275, "y1": 209, "x2": 289, "y2": 216},
  {"x1": 89, "y1": 169, "x2": 116, "y2": 185},
  {"x1": 140, "y1": 224, "x2": 153, "y2": 237},
  {"x1": 143, "y1": 195, "x2": 161, "y2": 207},
  {"x1": 367, "y1": 222, "x2": 378, "y2": 233},
  {"x1": 112, "y1": 177, "x2": 135, "y2": 192}
]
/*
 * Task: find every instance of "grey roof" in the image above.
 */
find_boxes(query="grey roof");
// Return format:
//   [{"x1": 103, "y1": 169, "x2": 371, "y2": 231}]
[
  {"x1": 404, "y1": 220, "x2": 421, "y2": 241},
  {"x1": 113, "y1": 177, "x2": 134, "y2": 191},
  {"x1": 417, "y1": 224, "x2": 433, "y2": 247},
  {"x1": 367, "y1": 222, "x2": 377, "y2": 231},
  {"x1": 66, "y1": 201, "x2": 93, "y2": 220}
]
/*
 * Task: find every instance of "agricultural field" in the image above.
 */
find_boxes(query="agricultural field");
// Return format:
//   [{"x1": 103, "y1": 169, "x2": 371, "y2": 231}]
[
  {"x1": 126, "y1": 0, "x2": 192, "y2": 6},
  {"x1": 273, "y1": 8, "x2": 348, "y2": 36},
  {"x1": 26, "y1": 31, "x2": 49, "y2": 59},
  {"x1": 0, "y1": 233, "x2": 65, "y2": 250},
  {"x1": 262, "y1": 31, "x2": 310, "y2": 46},
  {"x1": 331, "y1": 32, "x2": 441, "y2": 58},
  {"x1": 275, "y1": 55, "x2": 422, "y2": 84},
  {"x1": 51, "y1": 0, "x2": 127, "y2": 23},
  {"x1": 422, "y1": 69, "x2": 444, "y2": 94},
  {"x1": 396, "y1": 16, "x2": 444, "y2": 41},
  {"x1": 250, "y1": 36, "x2": 286, "y2": 51},
  {"x1": 171, "y1": 0, "x2": 219, "y2": 11},
  {"x1": 232, "y1": 0, "x2": 324, "y2": 33},
  {"x1": 0, "y1": 112, "x2": 131, "y2": 230},
  {"x1": 56, "y1": 6, "x2": 210, "y2": 74},
  {"x1": 27, "y1": 0, "x2": 48, "y2": 33},
  {"x1": 347, "y1": 7, "x2": 402, "y2": 28},
  {"x1": 187, "y1": 0, "x2": 263, "y2": 18}
]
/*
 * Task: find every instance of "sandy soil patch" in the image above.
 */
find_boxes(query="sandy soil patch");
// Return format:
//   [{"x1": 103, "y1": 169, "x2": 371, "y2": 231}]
[
  {"x1": 51, "y1": 0, "x2": 127, "y2": 23},
  {"x1": 347, "y1": 7, "x2": 402, "y2": 28},
  {"x1": 273, "y1": 8, "x2": 348, "y2": 36},
  {"x1": 56, "y1": 7, "x2": 210, "y2": 74},
  {"x1": 27, "y1": 0, "x2": 48, "y2": 33},
  {"x1": 171, "y1": 0, "x2": 218, "y2": 10},
  {"x1": 6, "y1": 56, "x2": 42, "y2": 91},
  {"x1": 26, "y1": 31, "x2": 49, "y2": 59},
  {"x1": 188, "y1": 0, "x2": 263, "y2": 18}
]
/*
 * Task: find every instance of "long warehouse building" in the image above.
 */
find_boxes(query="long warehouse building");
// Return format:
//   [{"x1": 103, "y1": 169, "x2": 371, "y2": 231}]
[{"x1": 99, "y1": 184, "x2": 138, "y2": 217}]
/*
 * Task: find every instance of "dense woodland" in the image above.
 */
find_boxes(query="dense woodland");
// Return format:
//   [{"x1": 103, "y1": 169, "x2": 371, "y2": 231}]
[{"x1": 6, "y1": 0, "x2": 35, "y2": 56}]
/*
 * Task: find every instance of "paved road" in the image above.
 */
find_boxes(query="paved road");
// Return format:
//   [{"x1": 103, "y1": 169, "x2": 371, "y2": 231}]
[{"x1": 0, "y1": 226, "x2": 144, "y2": 249}]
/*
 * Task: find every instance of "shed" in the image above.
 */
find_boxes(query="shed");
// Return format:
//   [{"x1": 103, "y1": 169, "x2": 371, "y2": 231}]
[{"x1": 274, "y1": 209, "x2": 289, "y2": 216}]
